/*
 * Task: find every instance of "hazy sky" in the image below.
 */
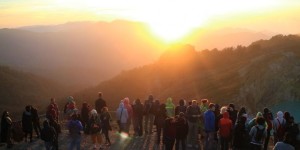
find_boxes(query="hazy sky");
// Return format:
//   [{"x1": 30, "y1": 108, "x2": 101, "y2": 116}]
[{"x1": 1, "y1": 0, "x2": 300, "y2": 41}]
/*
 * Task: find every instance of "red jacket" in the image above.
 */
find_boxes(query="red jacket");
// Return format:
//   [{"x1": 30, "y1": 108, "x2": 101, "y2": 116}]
[{"x1": 219, "y1": 112, "x2": 232, "y2": 138}]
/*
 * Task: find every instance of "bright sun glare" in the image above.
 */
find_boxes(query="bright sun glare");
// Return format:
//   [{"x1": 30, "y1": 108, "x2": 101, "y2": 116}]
[{"x1": 5, "y1": 0, "x2": 285, "y2": 42}]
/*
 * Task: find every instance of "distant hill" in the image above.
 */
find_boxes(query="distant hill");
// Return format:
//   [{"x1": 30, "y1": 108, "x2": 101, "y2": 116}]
[
  {"x1": 74, "y1": 35, "x2": 300, "y2": 113},
  {"x1": 185, "y1": 27, "x2": 272, "y2": 50},
  {"x1": 0, "y1": 66, "x2": 66, "y2": 118},
  {"x1": 0, "y1": 20, "x2": 274, "y2": 92},
  {"x1": 0, "y1": 20, "x2": 165, "y2": 92}
]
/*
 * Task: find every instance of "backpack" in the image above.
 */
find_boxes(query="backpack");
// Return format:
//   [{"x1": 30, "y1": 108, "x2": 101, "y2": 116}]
[
  {"x1": 89, "y1": 116, "x2": 101, "y2": 134},
  {"x1": 41, "y1": 127, "x2": 55, "y2": 142},
  {"x1": 254, "y1": 126, "x2": 265, "y2": 142},
  {"x1": 276, "y1": 119, "x2": 286, "y2": 141}
]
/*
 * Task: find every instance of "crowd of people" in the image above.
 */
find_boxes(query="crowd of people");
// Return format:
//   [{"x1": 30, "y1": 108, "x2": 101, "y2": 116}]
[
  {"x1": 115, "y1": 95, "x2": 299, "y2": 150},
  {"x1": 0, "y1": 93, "x2": 299, "y2": 150}
]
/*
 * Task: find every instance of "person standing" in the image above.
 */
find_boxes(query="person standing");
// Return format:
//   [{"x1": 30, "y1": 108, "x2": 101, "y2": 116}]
[
  {"x1": 164, "y1": 117, "x2": 177, "y2": 150},
  {"x1": 204, "y1": 103, "x2": 216, "y2": 150},
  {"x1": 22, "y1": 105, "x2": 33, "y2": 142},
  {"x1": 68, "y1": 114, "x2": 83, "y2": 150},
  {"x1": 186, "y1": 100, "x2": 201, "y2": 148},
  {"x1": 116, "y1": 102, "x2": 129, "y2": 133},
  {"x1": 154, "y1": 104, "x2": 167, "y2": 146},
  {"x1": 132, "y1": 99, "x2": 144, "y2": 137},
  {"x1": 274, "y1": 132, "x2": 295, "y2": 150},
  {"x1": 175, "y1": 112, "x2": 189, "y2": 150},
  {"x1": 175, "y1": 99, "x2": 187, "y2": 116},
  {"x1": 144, "y1": 95, "x2": 155, "y2": 134},
  {"x1": 100, "y1": 107, "x2": 112, "y2": 146},
  {"x1": 80, "y1": 102, "x2": 90, "y2": 134},
  {"x1": 50, "y1": 98, "x2": 59, "y2": 121},
  {"x1": 232, "y1": 116, "x2": 249, "y2": 150},
  {"x1": 41, "y1": 120, "x2": 57, "y2": 150},
  {"x1": 249, "y1": 117, "x2": 267, "y2": 150},
  {"x1": 89, "y1": 109, "x2": 103, "y2": 149},
  {"x1": 95, "y1": 92, "x2": 107, "y2": 115},
  {"x1": 49, "y1": 116, "x2": 61, "y2": 150},
  {"x1": 165, "y1": 97, "x2": 175, "y2": 117},
  {"x1": 273, "y1": 111, "x2": 286, "y2": 144},
  {"x1": 123, "y1": 97, "x2": 133, "y2": 133},
  {"x1": 31, "y1": 106, "x2": 41, "y2": 138},
  {"x1": 1, "y1": 111, "x2": 13, "y2": 148},
  {"x1": 218, "y1": 111, "x2": 232, "y2": 150},
  {"x1": 263, "y1": 107, "x2": 273, "y2": 150}
]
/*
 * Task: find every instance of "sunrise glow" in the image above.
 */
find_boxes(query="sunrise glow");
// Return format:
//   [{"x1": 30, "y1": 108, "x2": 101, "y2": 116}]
[{"x1": 0, "y1": 0, "x2": 300, "y2": 42}]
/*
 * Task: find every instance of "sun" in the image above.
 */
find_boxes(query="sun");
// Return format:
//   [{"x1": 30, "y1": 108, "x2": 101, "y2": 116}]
[{"x1": 49, "y1": 0, "x2": 284, "y2": 44}]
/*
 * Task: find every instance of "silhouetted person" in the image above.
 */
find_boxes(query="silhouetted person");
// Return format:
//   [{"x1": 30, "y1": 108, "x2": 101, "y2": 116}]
[
  {"x1": 175, "y1": 99, "x2": 187, "y2": 116},
  {"x1": 95, "y1": 92, "x2": 107, "y2": 114},
  {"x1": 186, "y1": 100, "x2": 201, "y2": 148},
  {"x1": 31, "y1": 106, "x2": 41, "y2": 138},
  {"x1": 144, "y1": 95, "x2": 155, "y2": 134},
  {"x1": 175, "y1": 112, "x2": 188, "y2": 150},
  {"x1": 132, "y1": 99, "x2": 144, "y2": 136},
  {"x1": 1, "y1": 111, "x2": 13, "y2": 148},
  {"x1": 49, "y1": 115, "x2": 61, "y2": 150},
  {"x1": 154, "y1": 104, "x2": 167, "y2": 145},
  {"x1": 274, "y1": 132, "x2": 295, "y2": 150},
  {"x1": 100, "y1": 107, "x2": 112, "y2": 146},
  {"x1": 80, "y1": 102, "x2": 90, "y2": 133},
  {"x1": 41, "y1": 120, "x2": 57, "y2": 150},
  {"x1": 49, "y1": 98, "x2": 59, "y2": 121},
  {"x1": 233, "y1": 116, "x2": 249, "y2": 150},
  {"x1": 263, "y1": 107, "x2": 273, "y2": 150},
  {"x1": 22, "y1": 105, "x2": 33, "y2": 142}
]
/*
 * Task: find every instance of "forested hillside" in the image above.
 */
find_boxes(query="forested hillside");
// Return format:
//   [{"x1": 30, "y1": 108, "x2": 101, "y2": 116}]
[
  {"x1": 0, "y1": 66, "x2": 65, "y2": 118},
  {"x1": 75, "y1": 35, "x2": 300, "y2": 113}
]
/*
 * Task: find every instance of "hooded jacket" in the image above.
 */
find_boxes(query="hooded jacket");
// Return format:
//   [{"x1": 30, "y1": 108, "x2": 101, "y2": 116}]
[
  {"x1": 219, "y1": 112, "x2": 232, "y2": 138},
  {"x1": 273, "y1": 111, "x2": 286, "y2": 134},
  {"x1": 204, "y1": 109, "x2": 215, "y2": 132},
  {"x1": 165, "y1": 97, "x2": 175, "y2": 117},
  {"x1": 116, "y1": 102, "x2": 129, "y2": 124},
  {"x1": 123, "y1": 98, "x2": 133, "y2": 120}
]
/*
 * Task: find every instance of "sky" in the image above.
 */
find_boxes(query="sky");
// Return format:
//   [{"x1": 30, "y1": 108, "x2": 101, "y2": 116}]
[{"x1": 1, "y1": 0, "x2": 300, "y2": 41}]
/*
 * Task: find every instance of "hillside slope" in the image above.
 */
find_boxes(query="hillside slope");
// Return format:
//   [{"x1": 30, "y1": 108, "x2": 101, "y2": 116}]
[
  {"x1": 0, "y1": 66, "x2": 65, "y2": 117},
  {"x1": 75, "y1": 35, "x2": 300, "y2": 112}
]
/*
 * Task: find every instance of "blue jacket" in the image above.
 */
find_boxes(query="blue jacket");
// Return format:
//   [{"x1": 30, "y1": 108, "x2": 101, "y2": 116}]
[{"x1": 204, "y1": 110, "x2": 215, "y2": 132}]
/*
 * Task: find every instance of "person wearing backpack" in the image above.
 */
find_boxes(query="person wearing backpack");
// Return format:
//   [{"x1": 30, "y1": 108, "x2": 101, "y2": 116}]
[
  {"x1": 273, "y1": 111, "x2": 286, "y2": 144},
  {"x1": 41, "y1": 120, "x2": 57, "y2": 150},
  {"x1": 249, "y1": 117, "x2": 267, "y2": 150},
  {"x1": 67, "y1": 114, "x2": 83, "y2": 150},
  {"x1": 89, "y1": 109, "x2": 103, "y2": 149}
]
